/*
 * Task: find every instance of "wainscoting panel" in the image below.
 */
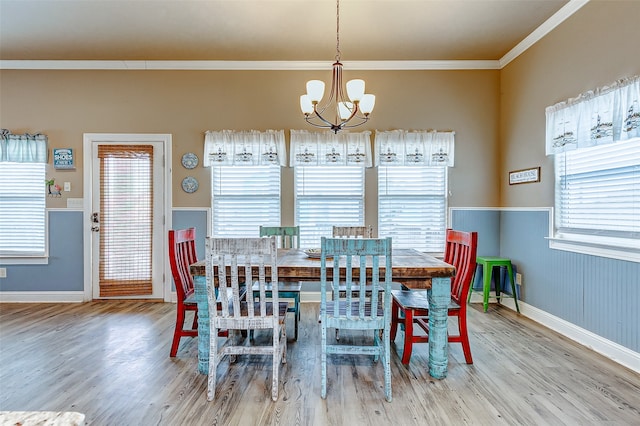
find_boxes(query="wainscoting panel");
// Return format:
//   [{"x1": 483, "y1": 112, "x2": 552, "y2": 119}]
[
  {"x1": 0, "y1": 210, "x2": 84, "y2": 293},
  {"x1": 450, "y1": 209, "x2": 501, "y2": 256},
  {"x1": 451, "y1": 208, "x2": 640, "y2": 353},
  {"x1": 171, "y1": 209, "x2": 208, "y2": 259}
]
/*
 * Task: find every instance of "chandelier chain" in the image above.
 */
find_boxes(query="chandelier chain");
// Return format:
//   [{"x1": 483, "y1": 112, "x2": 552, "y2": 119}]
[{"x1": 335, "y1": 0, "x2": 341, "y2": 62}]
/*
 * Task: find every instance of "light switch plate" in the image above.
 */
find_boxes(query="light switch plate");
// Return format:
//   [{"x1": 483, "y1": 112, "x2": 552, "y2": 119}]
[{"x1": 64, "y1": 182, "x2": 71, "y2": 192}]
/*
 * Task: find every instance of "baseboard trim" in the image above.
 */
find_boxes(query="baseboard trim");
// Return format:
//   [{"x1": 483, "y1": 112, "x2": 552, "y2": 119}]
[
  {"x1": 470, "y1": 295, "x2": 640, "y2": 375},
  {"x1": 0, "y1": 291, "x2": 85, "y2": 303}
]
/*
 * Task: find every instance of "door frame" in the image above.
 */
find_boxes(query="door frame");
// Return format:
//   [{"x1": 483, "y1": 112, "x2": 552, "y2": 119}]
[{"x1": 82, "y1": 133, "x2": 173, "y2": 302}]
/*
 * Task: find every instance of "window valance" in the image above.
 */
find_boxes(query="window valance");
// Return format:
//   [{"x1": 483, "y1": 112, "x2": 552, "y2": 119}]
[
  {"x1": 203, "y1": 130, "x2": 286, "y2": 167},
  {"x1": 289, "y1": 130, "x2": 372, "y2": 167},
  {"x1": 374, "y1": 130, "x2": 455, "y2": 167},
  {"x1": 0, "y1": 129, "x2": 48, "y2": 163},
  {"x1": 545, "y1": 75, "x2": 640, "y2": 155}
]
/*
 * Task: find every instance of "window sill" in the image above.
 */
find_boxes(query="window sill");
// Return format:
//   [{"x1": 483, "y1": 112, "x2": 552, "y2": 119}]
[
  {"x1": 0, "y1": 256, "x2": 49, "y2": 265},
  {"x1": 547, "y1": 237, "x2": 640, "y2": 263}
]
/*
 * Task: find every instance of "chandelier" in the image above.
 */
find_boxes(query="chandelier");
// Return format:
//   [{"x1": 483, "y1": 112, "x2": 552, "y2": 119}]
[{"x1": 299, "y1": 0, "x2": 375, "y2": 133}]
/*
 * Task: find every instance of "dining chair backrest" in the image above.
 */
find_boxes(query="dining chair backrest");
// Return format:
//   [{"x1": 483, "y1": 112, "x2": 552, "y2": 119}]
[
  {"x1": 259, "y1": 226, "x2": 300, "y2": 249},
  {"x1": 168, "y1": 227, "x2": 199, "y2": 357},
  {"x1": 206, "y1": 236, "x2": 279, "y2": 323},
  {"x1": 169, "y1": 227, "x2": 198, "y2": 302},
  {"x1": 332, "y1": 225, "x2": 373, "y2": 239},
  {"x1": 444, "y1": 228, "x2": 478, "y2": 305},
  {"x1": 321, "y1": 236, "x2": 392, "y2": 320}
]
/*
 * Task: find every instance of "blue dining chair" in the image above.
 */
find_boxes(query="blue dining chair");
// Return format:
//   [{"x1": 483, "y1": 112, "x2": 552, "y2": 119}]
[{"x1": 319, "y1": 236, "x2": 393, "y2": 402}]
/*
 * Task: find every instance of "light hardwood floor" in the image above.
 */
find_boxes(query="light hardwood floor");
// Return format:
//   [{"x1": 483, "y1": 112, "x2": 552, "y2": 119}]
[{"x1": 0, "y1": 301, "x2": 638, "y2": 425}]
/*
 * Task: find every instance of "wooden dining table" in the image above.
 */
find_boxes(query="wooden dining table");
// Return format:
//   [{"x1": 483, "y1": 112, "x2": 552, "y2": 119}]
[{"x1": 190, "y1": 248, "x2": 456, "y2": 379}]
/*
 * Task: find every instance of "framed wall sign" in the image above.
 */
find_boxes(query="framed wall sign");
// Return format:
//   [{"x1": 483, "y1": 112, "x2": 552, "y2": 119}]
[
  {"x1": 53, "y1": 148, "x2": 75, "y2": 170},
  {"x1": 509, "y1": 167, "x2": 540, "y2": 185}
]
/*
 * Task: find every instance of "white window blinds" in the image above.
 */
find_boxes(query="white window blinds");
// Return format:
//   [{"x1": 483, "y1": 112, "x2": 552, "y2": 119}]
[
  {"x1": 0, "y1": 162, "x2": 47, "y2": 257},
  {"x1": 212, "y1": 166, "x2": 281, "y2": 237},
  {"x1": 295, "y1": 166, "x2": 364, "y2": 248},
  {"x1": 555, "y1": 137, "x2": 640, "y2": 247},
  {"x1": 98, "y1": 144, "x2": 154, "y2": 297},
  {"x1": 378, "y1": 166, "x2": 447, "y2": 252},
  {"x1": 0, "y1": 130, "x2": 48, "y2": 259}
]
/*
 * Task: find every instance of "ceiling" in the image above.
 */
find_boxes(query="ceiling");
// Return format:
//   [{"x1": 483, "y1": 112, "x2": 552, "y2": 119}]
[{"x1": 1, "y1": 0, "x2": 581, "y2": 68}]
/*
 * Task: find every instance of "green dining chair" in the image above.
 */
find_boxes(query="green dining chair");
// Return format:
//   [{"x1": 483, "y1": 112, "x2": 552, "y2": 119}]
[{"x1": 251, "y1": 226, "x2": 302, "y2": 340}]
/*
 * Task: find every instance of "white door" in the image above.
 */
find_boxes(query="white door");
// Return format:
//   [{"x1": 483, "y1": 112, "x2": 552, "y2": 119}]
[{"x1": 84, "y1": 134, "x2": 171, "y2": 300}]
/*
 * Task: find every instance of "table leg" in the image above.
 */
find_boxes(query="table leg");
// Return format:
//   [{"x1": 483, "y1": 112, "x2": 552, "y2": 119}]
[
  {"x1": 428, "y1": 276, "x2": 451, "y2": 379},
  {"x1": 193, "y1": 274, "x2": 209, "y2": 374}
]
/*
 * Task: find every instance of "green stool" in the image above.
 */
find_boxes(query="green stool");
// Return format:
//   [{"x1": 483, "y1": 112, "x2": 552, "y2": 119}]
[{"x1": 469, "y1": 256, "x2": 520, "y2": 313}]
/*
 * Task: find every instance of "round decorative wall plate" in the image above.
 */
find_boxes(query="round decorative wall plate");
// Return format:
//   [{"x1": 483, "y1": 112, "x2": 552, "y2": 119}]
[
  {"x1": 181, "y1": 152, "x2": 199, "y2": 169},
  {"x1": 181, "y1": 176, "x2": 199, "y2": 193}
]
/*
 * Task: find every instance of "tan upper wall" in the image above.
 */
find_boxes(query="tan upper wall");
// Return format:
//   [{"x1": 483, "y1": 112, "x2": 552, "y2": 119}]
[
  {"x1": 500, "y1": 0, "x2": 640, "y2": 207},
  {"x1": 0, "y1": 68, "x2": 500, "y2": 224}
]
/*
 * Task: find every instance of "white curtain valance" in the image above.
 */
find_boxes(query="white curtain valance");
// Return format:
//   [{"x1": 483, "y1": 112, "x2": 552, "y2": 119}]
[
  {"x1": 374, "y1": 130, "x2": 455, "y2": 167},
  {"x1": 289, "y1": 130, "x2": 372, "y2": 167},
  {"x1": 203, "y1": 129, "x2": 286, "y2": 167},
  {"x1": 0, "y1": 129, "x2": 48, "y2": 163},
  {"x1": 545, "y1": 75, "x2": 640, "y2": 155}
]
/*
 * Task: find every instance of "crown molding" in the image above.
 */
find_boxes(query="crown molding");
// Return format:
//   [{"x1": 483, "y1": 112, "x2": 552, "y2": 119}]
[
  {"x1": 0, "y1": 59, "x2": 500, "y2": 71},
  {"x1": 499, "y1": 0, "x2": 589, "y2": 68}
]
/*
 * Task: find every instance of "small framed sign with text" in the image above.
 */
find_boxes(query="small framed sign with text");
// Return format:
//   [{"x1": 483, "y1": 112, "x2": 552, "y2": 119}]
[
  {"x1": 509, "y1": 167, "x2": 540, "y2": 185},
  {"x1": 53, "y1": 148, "x2": 75, "y2": 170}
]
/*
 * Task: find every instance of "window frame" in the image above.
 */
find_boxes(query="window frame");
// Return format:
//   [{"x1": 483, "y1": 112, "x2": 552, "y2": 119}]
[{"x1": 549, "y1": 137, "x2": 640, "y2": 263}]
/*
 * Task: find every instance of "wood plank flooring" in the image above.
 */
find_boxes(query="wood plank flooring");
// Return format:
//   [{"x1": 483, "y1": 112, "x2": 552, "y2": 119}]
[{"x1": 0, "y1": 301, "x2": 638, "y2": 425}]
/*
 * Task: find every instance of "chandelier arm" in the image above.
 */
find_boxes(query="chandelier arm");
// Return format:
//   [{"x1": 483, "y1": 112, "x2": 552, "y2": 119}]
[
  {"x1": 340, "y1": 116, "x2": 370, "y2": 129},
  {"x1": 309, "y1": 109, "x2": 341, "y2": 129}
]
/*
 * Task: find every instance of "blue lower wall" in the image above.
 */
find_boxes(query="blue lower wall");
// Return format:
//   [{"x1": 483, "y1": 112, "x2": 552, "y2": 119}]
[
  {"x1": 452, "y1": 208, "x2": 639, "y2": 353},
  {"x1": 0, "y1": 210, "x2": 84, "y2": 292},
  {"x1": 171, "y1": 209, "x2": 208, "y2": 260}
]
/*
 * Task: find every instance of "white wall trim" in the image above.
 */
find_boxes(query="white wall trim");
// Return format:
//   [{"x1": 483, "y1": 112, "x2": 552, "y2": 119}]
[
  {"x1": 310, "y1": 288, "x2": 638, "y2": 373},
  {"x1": 481, "y1": 297, "x2": 640, "y2": 375},
  {"x1": 449, "y1": 206, "x2": 553, "y2": 236},
  {"x1": 499, "y1": 0, "x2": 590, "y2": 67},
  {"x1": 83, "y1": 133, "x2": 172, "y2": 302},
  {"x1": 0, "y1": 60, "x2": 501, "y2": 71},
  {"x1": 0, "y1": 291, "x2": 84, "y2": 303}
]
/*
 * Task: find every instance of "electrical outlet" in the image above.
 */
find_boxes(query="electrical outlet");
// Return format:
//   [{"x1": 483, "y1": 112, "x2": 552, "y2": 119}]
[
  {"x1": 515, "y1": 272, "x2": 522, "y2": 286},
  {"x1": 0, "y1": 268, "x2": 6, "y2": 278}
]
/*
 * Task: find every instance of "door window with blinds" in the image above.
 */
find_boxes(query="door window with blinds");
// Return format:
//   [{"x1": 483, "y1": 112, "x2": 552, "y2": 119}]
[
  {"x1": 295, "y1": 166, "x2": 364, "y2": 248},
  {"x1": 554, "y1": 137, "x2": 640, "y2": 252},
  {"x1": 211, "y1": 166, "x2": 281, "y2": 237},
  {"x1": 378, "y1": 166, "x2": 447, "y2": 252},
  {"x1": 98, "y1": 145, "x2": 154, "y2": 296}
]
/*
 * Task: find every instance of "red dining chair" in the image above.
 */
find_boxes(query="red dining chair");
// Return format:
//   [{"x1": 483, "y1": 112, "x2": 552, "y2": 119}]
[
  {"x1": 391, "y1": 229, "x2": 478, "y2": 364},
  {"x1": 168, "y1": 228, "x2": 199, "y2": 357}
]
